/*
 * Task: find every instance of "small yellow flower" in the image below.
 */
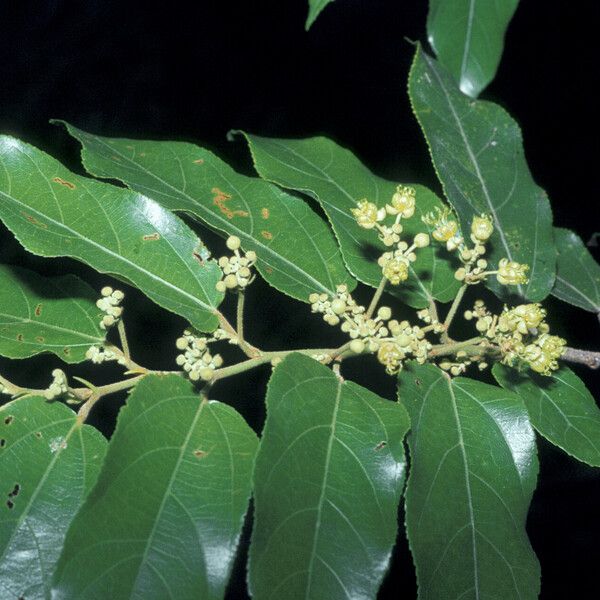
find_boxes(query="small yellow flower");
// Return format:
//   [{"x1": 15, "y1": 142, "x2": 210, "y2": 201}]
[
  {"x1": 471, "y1": 214, "x2": 494, "y2": 242},
  {"x1": 387, "y1": 185, "x2": 416, "y2": 218},
  {"x1": 382, "y1": 256, "x2": 409, "y2": 285},
  {"x1": 496, "y1": 258, "x2": 529, "y2": 286},
  {"x1": 352, "y1": 200, "x2": 384, "y2": 229},
  {"x1": 377, "y1": 342, "x2": 404, "y2": 375},
  {"x1": 498, "y1": 303, "x2": 546, "y2": 335}
]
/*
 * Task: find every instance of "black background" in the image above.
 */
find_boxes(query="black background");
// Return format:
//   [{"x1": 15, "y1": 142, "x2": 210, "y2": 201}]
[{"x1": 1, "y1": 1, "x2": 599, "y2": 598}]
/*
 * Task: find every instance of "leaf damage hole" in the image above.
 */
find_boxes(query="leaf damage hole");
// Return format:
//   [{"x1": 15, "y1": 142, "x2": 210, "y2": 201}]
[
  {"x1": 0, "y1": 439, "x2": 5, "y2": 448},
  {"x1": 63, "y1": 348, "x2": 71, "y2": 356},
  {"x1": 261, "y1": 230, "x2": 273, "y2": 240},
  {"x1": 34, "y1": 304, "x2": 43, "y2": 317},
  {"x1": 193, "y1": 449, "x2": 208, "y2": 459},
  {"x1": 6, "y1": 500, "x2": 13, "y2": 509},
  {"x1": 142, "y1": 232, "x2": 161, "y2": 241},
  {"x1": 374, "y1": 441, "x2": 387, "y2": 451},
  {"x1": 35, "y1": 432, "x2": 42, "y2": 439},
  {"x1": 212, "y1": 187, "x2": 249, "y2": 219},
  {"x1": 8, "y1": 483, "x2": 20, "y2": 498},
  {"x1": 4, "y1": 416, "x2": 13, "y2": 425},
  {"x1": 16, "y1": 334, "x2": 24, "y2": 342},
  {"x1": 414, "y1": 378, "x2": 422, "y2": 387},
  {"x1": 52, "y1": 177, "x2": 76, "y2": 190}
]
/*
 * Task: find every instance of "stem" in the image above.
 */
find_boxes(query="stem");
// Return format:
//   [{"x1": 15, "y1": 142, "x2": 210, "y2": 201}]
[
  {"x1": 428, "y1": 296, "x2": 440, "y2": 325},
  {"x1": 77, "y1": 374, "x2": 146, "y2": 423},
  {"x1": 429, "y1": 336, "x2": 484, "y2": 358},
  {"x1": 561, "y1": 347, "x2": 600, "y2": 369},
  {"x1": 117, "y1": 319, "x2": 131, "y2": 363},
  {"x1": 216, "y1": 310, "x2": 260, "y2": 358},
  {"x1": 442, "y1": 284, "x2": 467, "y2": 342},
  {"x1": 366, "y1": 277, "x2": 387, "y2": 319}
]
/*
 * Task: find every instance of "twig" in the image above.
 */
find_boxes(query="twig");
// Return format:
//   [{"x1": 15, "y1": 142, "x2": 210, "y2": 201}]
[
  {"x1": 117, "y1": 319, "x2": 131, "y2": 363},
  {"x1": 441, "y1": 284, "x2": 467, "y2": 342},
  {"x1": 366, "y1": 277, "x2": 387, "y2": 319},
  {"x1": 561, "y1": 347, "x2": 600, "y2": 370}
]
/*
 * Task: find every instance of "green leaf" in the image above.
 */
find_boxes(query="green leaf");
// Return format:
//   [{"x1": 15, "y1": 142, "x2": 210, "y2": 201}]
[
  {"x1": 57, "y1": 122, "x2": 354, "y2": 303},
  {"x1": 0, "y1": 397, "x2": 107, "y2": 600},
  {"x1": 306, "y1": 0, "x2": 335, "y2": 29},
  {"x1": 552, "y1": 228, "x2": 600, "y2": 314},
  {"x1": 52, "y1": 374, "x2": 258, "y2": 600},
  {"x1": 0, "y1": 264, "x2": 105, "y2": 363},
  {"x1": 409, "y1": 46, "x2": 556, "y2": 301},
  {"x1": 0, "y1": 136, "x2": 224, "y2": 332},
  {"x1": 399, "y1": 363, "x2": 540, "y2": 599},
  {"x1": 493, "y1": 364, "x2": 600, "y2": 467},
  {"x1": 241, "y1": 133, "x2": 461, "y2": 308},
  {"x1": 427, "y1": 0, "x2": 519, "y2": 98},
  {"x1": 249, "y1": 353, "x2": 409, "y2": 599}
]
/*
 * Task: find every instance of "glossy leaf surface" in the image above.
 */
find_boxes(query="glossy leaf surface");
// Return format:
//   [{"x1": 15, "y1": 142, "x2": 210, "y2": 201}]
[
  {"x1": 552, "y1": 228, "x2": 600, "y2": 314},
  {"x1": 306, "y1": 0, "x2": 335, "y2": 29},
  {"x1": 0, "y1": 397, "x2": 106, "y2": 600},
  {"x1": 249, "y1": 353, "x2": 409, "y2": 599},
  {"x1": 427, "y1": 0, "x2": 519, "y2": 97},
  {"x1": 0, "y1": 136, "x2": 223, "y2": 332},
  {"x1": 409, "y1": 46, "x2": 555, "y2": 301},
  {"x1": 0, "y1": 265, "x2": 104, "y2": 363},
  {"x1": 242, "y1": 133, "x2": 461, "y2": 308},
  {"x1": 53, "y1": 375, "x2": 258, "y2": 600},
  {"x1": 59, "y1": 122, "x2": 354, "y2": 303},
  {"x1": 494, "y1": 364, "x2": 600, "y2": 467},
  {"x1": 399, "y1": 363, "x2": 540, "y2": 599}
]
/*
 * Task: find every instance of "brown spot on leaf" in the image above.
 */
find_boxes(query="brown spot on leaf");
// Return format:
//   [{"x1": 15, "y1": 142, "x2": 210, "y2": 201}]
[
  {"x1": 52, "y1": 177, "x2": 76, "y2": 190},
  {"x1": 4, "y1": 416, "x2": 13, "y2": 425},
  {"x1": 265, "y1": 267, "x2": 273, "y2": 274},
  {"x1": 63, "y1": 347, "x2": 71, "y2": 356},
  {"x1": 16, "y1": 334, "x2": 23, "y2": 342},
  {"x1": 374, "y1": 441, "x2": 387, "y2": 451},
  {"x1": 34, "y1": 304, "x2": 42, "y2": 317},
  {"x1": 21, "y1": 212, "x2": 48, "y2": 229},
  {"x1": 125, "y1": 145, "x2": 134, "y2": 150},
  {"x1": 6, "y1": 500, "x2": 13, "y2": 509},
  {"x1": 261, "y1": 207, "x2": 270, "y2": 219},
  {"x1": 8, "y1": 483, "x2": 20, "y2": 498},
  {"x1": 111, "y1": 155, "x2": 122, "y2": 162},
  {"x1": 212, "y1": 187, "x2": 248, "y2": 219},
  {"x1": 193, "y1": 449, "x2": 208, "y2": 459},
  {"x1": 35, "y1": 432, "x2": 42, "y2": 439},
  {"x1": 142, "y1": 232, "x2": 160, "y2": 241},
  {"x1": 415, "y1": 378, "x2": 422, "y2": 387},
  {"x1": 260, "y1": 230, "x2": 273, "y2": 240},
  {"x1": 193, "y1": 159, "x2": 204, "y2": 164},
  {"x1": 35, "y1": 336, "x2": 45, "y2": 343},
  {"x1": 139, "y1": 152, "x2": 147, "y2": 157},
  {"x1": 0, "y1": 439, "x2": 5, "y2": 448}
]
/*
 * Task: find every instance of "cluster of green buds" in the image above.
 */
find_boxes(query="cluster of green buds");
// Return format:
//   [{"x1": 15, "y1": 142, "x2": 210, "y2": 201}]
[
  {"x1": 175, "y1": 329, "x2": 224, "y2": 382},
  {"x1": 465, "y1": 301, "x2": 566, "y2": 375},
  {"x1": 423, "y1": 209, "x2": 529, "y2": 288},
  {"x1": 309, "y1": 285, "x2": 430, "y2": 375},
  {"x1": 215, "y1": 236, "x2": 257, "y2": 292},
  {"x1": 352, "y1": 186, "x2": 431, "y2": 286},
  {"x1": 85, "y1": 345, "x2": 127, "y2": 366},
  {"x1": 96, "y1": 287, "x2": 125, "y2": 330},
  {"x1": 44, "y1": 368, "x2": 69, "y2": 400}
]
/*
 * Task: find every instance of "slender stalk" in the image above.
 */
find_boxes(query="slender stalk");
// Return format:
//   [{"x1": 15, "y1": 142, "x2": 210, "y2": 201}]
[
  {"x1": 441, "y1": 284, "x2": 467, "y2": 342},
  {"x1": 216, "y1": 310, "x2": 260, "y2": 358},
  {"x1": 366, "y1": 277, "x2": 387, "y2": 319},
  {"x1": 117, "y1": 319, "x2": 131, "y2": 363},
  {"x1": 429, "y1": 336, "x2": 484, "y2": 358},
  {"x1": 428, "y1": 295, "x2": 440, "y2": 325},
  {"x1": 77, "y1": 374, "x2": 146, "y2": 423}
]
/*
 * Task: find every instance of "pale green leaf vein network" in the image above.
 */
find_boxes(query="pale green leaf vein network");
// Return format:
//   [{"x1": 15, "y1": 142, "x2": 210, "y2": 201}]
[{"x1": 81, "y1": 135, "x2": 336, "y2": 295}]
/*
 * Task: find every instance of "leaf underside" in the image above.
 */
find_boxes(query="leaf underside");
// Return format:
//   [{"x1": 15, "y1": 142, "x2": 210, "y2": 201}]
[
  {"x1": 0, "y1": 136, "x2": 223, "y2": 332},
  {"x1": 242, "y1": 133, "x2": 461, "y2": 308},
  {"x1": 0, "y1": 264, "x2": 105, "y2": 363},
  {"x1": 409, "y1": 46, "x2": 556, "y2": 302},
  {"x1": 58, "y1": 121, "x2": 355, "y2": 304}
]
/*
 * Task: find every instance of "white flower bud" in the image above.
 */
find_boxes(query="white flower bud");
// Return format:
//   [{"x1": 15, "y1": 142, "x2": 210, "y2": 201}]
[{"x1": 226, "y1": 235, "x2": 241, "y2": 251}]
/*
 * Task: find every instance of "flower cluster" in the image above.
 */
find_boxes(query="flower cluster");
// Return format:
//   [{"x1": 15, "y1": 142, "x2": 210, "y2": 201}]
[
  {"x1": 44, "y1": 369, "x2": 69, "y2": 400},
  {"x1": 175, "y1": 329, "x2": 224, "y2": 382},
  {"x1": 85, "y1": 345, "x2": 127, "y2": 366},
  {"x1": 422, "y1": 210, "x2": 529, "y2": 288},
  {"x1": 309, "y1": 285, "x2": 430, "y2": 374},
  {"x1": 352, "y1": 186, "x2": 431, "y2": 286},
  {"x1": 465, "y1": 301, "x2": 565, "y2": 375},
  {"x1": 96, "y1": 287, "x2": 124, "y2": 329},
  {"x1": 216, "y1": 236, "x2": 257, "y2": 292}
]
